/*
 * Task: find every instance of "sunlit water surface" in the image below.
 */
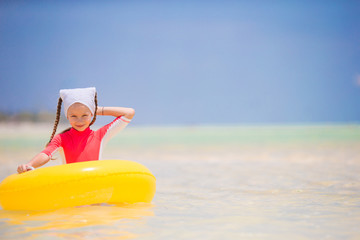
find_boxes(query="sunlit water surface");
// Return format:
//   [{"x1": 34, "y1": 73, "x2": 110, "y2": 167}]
[{"x1": 1, "y1": 124, "x2": 360, "y2": 239}]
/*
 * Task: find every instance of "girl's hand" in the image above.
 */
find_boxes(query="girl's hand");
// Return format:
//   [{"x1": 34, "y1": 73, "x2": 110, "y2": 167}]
[
  {"x1": 17, "y1": 164, "x2": 35, "y2": 174},
  {"x1": 17, "y1": 153, "x2": 50, "y2": 174}
]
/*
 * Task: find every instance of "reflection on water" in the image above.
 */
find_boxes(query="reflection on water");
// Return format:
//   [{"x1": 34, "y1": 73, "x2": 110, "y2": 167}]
[
  {"x1": 0, "y1": 203, "x2": 154, "y2": 239},
  {"x1": 1, "y1": 124, "x2": 360, "y2": 239}
]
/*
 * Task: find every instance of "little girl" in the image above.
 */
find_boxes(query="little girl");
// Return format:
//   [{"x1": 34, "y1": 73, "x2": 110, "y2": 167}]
[{"x1": 17, "y1": 87, "x2": 135, "y2": 173}]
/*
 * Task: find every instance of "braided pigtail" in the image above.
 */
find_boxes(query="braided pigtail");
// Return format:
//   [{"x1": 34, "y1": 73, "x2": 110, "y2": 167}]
[
  {"x1": 89, "y1": 92, "x2": 98, "y2": 127},
  {"x1": 47, "y1": 97, "x2": 62, "y2": 146}
]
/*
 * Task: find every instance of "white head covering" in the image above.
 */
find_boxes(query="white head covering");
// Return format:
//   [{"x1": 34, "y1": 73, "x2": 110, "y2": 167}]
[{"x1": 60, "y1": 87, "x2": 96, "y2": 117}]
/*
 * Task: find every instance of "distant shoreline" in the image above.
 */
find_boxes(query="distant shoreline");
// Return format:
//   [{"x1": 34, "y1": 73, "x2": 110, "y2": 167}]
[{"x1": 1, "y1": 121, "x2": 359, "y2": 131}]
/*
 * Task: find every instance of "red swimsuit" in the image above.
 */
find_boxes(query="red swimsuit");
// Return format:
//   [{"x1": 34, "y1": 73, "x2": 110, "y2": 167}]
[{"x1": 41, "y1": 116, "x2": 130, "y2": 164}]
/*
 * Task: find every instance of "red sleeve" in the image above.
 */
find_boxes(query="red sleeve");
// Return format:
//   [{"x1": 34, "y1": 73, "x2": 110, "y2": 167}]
[
  {"x1": 96, "y1": 116, "x2": 130, "y2": 140},
  {"x1": 41, "y1": 134, "x2": 62, "y2": 157},
  {"x1": 97, "y1": 116, "x2": 122, "y2": 135}
]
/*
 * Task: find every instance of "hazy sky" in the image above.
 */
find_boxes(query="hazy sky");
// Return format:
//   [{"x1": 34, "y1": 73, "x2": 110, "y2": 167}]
[{"x1": 0, "y1": 1, "x2": 359, "y2": 125}]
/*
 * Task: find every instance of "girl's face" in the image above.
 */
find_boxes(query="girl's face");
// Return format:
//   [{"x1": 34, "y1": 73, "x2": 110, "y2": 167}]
[{"x1": 67, "y1": 103, "x2": 93, "y2": 132}]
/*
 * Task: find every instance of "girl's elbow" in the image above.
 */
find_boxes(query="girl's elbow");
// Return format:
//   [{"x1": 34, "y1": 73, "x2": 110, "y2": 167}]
[{"x1": 126, "y1": 108, "x2": 135, "y2": 119}]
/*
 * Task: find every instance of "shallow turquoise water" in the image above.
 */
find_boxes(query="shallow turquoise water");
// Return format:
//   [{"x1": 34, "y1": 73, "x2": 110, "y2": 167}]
[{"x1": 1, "y1": 124, "x2": 360, "y2": 239}]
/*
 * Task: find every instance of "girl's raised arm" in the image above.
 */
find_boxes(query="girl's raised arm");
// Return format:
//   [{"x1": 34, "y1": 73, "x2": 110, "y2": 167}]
[{"x1": 96, "y1": 107, "x2": 135, "y2": 119}]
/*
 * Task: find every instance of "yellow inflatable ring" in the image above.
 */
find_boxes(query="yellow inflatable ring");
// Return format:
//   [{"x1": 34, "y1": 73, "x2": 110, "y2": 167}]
[{"x1": 0, "y1": 160, "x2": 156, "y2": 211}]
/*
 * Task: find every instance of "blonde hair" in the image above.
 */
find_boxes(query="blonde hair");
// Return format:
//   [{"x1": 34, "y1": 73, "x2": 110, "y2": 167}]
[{"x1": 47, "y1": 93, "x2": 98, "y2": 146}]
